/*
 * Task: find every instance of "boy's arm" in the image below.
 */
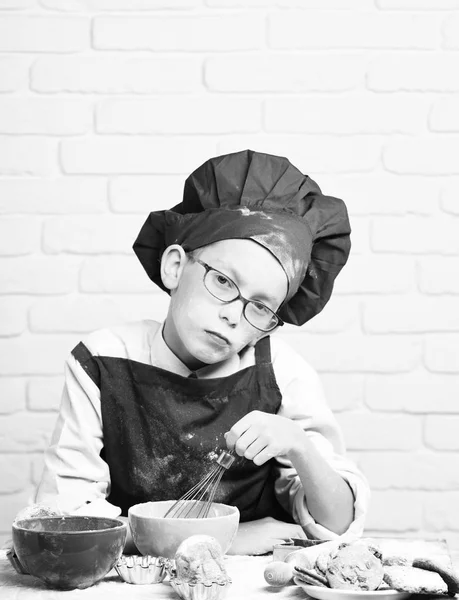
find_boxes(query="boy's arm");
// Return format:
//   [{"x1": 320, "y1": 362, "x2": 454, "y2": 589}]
[
  {"x1": 225, "y1": 336, "x2": 370, "y2": 550},
  {"x1": 271, "y1": 336, "x2": 370, "y2": 539},
  {"x1": 34, "y1": 352, "x2": 121, "y2": 519}
]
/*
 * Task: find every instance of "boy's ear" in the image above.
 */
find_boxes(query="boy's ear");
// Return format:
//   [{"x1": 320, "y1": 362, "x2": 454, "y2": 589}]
[{"x1": 160, "y1": 244, "x2": 188, "y2": 291}]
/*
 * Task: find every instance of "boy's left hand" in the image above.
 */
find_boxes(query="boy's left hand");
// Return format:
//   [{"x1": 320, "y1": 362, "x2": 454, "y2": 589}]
[{"x1": 224, "y1": 410, "x2": 304, "y2": 465}]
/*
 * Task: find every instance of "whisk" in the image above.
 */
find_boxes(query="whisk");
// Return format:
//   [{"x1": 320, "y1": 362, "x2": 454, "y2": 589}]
[{"x1": 164, "y1": 450, "x2": 235, "y2": 519}]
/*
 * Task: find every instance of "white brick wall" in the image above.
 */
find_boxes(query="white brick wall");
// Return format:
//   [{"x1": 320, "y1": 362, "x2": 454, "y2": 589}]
[{"x1": 0, "y1": 2, "x2": 458, "y2": 550}]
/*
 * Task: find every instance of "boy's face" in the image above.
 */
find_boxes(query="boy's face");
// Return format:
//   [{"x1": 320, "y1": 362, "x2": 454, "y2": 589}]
[{"x1": 164, "y1": 239, "x2": 288, "y2": 370}]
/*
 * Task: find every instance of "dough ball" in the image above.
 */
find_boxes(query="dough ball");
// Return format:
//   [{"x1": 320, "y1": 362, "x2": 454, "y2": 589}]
[{"x1": 174, "y1": 535, "x2": 229, "y2": 584}]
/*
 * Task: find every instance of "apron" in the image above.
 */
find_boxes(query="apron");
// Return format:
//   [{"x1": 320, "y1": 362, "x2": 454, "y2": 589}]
[{"x1": 71, "y1": 336, "x2": 293, "y2": 522}]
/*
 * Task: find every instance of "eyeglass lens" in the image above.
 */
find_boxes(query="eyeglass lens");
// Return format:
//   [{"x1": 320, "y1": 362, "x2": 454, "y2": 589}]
[{"x1": 204, "y1": 269, "x2": 278, "y2": 332}]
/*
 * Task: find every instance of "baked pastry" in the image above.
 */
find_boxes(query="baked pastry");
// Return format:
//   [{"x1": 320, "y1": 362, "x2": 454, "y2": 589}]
[
  {"x1": 412, "y1": 557, "x2": 459, "y2": 596},
  {"x1": 315, "y1": 550, "x2": 331, "y2": 576},
  {"x1": 326, "y1": 543, "x2": 384, "y2": 591},
  {"x1": 14, "y1": 503, "x2": 59, "y2": 521},
  {"x1": 384, "y1": 565, "x2": 448, "y2": 595},
  {"x1": 294, "y1": 565, "x2": 328, "y2": 587},
  {"x1": 174, "y1": 535, "x2": 229, "y2": 585}
]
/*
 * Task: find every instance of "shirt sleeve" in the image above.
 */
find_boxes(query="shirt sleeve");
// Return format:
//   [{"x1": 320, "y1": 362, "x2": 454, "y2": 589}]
[
  {"x1": 270, "y1": 335, "x2": 370, "y2": 540},
  {"x1": 34, "y1": 350, "x2": 121, "y2": 519}
]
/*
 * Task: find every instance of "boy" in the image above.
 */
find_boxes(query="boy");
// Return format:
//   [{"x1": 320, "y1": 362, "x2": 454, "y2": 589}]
[{"x1": 34, "y1": 150, "x2": 369, "y2": 555}]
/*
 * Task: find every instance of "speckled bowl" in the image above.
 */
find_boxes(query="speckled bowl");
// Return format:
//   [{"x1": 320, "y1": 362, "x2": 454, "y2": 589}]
[
  {"x1": 115, "y1": 554, "x2": 167, "y2": 584},
  {"x1": 128, "y1": 500, "x2": 239, "y2": 559},
  {"x1": 12, "y1": 516, "x2": 127, "y2": 590}
]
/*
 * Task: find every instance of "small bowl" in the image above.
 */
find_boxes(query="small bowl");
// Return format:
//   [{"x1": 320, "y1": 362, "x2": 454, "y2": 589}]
[
  {"x1": 115, "y1": 554, "x2": 167, "y2": 584},
  {"x1": 12, "y1": 516, "x2": 127, "y2": 590},
  {"x1": 129, "y1": 500, "x2": 239, "y2": 559},
  {"x1": 170, "y1": 577, "x2": 232, "y2": 600}
]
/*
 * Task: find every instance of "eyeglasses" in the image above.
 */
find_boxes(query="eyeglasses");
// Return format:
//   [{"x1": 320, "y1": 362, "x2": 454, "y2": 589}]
[{"x1": 194, "y1": 258, "x2": 284, "y2": 333}]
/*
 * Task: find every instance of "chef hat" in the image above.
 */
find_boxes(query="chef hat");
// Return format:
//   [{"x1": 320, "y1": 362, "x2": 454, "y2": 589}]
[{"x1": 133, "y1": 149, "x2": 351, "y2": 326}]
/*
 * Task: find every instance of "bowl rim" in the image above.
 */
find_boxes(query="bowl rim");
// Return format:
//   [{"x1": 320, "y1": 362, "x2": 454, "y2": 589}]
[
  {"x1": 12, "y1": 515, "x2": 128, "y2": 534},
  {"x1": 128, "y1": 500, "x2": 240, "y2": 521}
]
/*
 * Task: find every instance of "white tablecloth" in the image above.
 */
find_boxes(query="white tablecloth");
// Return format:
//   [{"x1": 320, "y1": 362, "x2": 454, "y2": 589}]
[
  {"x1": 3, "y1": 547, "x2": 459, "y2": 600},
  {"x1": 0, "y1": 550, "x2": 306, "y2": 600}
]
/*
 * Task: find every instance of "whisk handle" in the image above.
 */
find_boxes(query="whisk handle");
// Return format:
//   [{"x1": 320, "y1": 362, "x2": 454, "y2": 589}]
[{"x1": 216, "y1": 450, "x2": 235, "y2": 470}]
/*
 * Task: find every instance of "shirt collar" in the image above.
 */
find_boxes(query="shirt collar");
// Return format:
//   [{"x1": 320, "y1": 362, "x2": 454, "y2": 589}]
[{"x1": 149, "y1": 321, "x2": 242, "y2": 379}]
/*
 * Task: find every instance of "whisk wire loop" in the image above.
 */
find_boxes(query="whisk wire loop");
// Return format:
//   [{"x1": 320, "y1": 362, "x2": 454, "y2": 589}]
[{"x1": 163, "y1": 450, "x2": 235, "y2": 519}]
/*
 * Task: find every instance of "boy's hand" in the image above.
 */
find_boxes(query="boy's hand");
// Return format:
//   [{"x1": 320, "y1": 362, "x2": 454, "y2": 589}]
[{"x1": 225, "y1": 410, "x2": 304, "y2": 465}]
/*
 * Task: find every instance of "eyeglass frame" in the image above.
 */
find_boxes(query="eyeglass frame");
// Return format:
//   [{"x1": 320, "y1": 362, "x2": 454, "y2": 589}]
[{"x1": 191, "y1": 257, "x2": 284, "y2": 333}]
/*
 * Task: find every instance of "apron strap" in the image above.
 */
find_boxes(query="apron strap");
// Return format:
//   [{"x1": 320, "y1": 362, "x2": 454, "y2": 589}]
[
  {"x1": 71, "y1": 337, "x2": 271, "y2": 388},
  {"x1": 254, "y1": 335, "x2": 272, "y2": 365},
  {"x1": 71, "y1": 342, "x2": 101, "y2": 388}
]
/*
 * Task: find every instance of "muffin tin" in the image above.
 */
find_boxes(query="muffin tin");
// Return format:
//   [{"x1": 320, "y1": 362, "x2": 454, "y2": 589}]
[
  {"x1": 169, "y1": 577, "x2": 232, "y2": 600},
  {"x1": 114, "y1": 554, "x2": 167, "y2": 584}
]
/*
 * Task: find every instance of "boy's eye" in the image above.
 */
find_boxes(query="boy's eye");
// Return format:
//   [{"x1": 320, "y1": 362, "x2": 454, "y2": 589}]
[
  {"x1": 216, "y1": 274, "x2": 232, "y2": 288},
  {"x1": 250, "y1": 301, "x2": 271, "y2": 316}
]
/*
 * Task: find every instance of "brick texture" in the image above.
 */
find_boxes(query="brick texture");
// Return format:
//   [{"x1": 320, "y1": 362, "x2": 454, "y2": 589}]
[
  {"x1": 109, "y1": 176, "x2": 183, "y2": 213},
  {"x1": 368, "y1": 54, "x2": 459, "y2": 91},
  {"x1": 419, "y1": 257, "x2": 459, "y2": 294},
  {"x1": 443, "y1": 12, "x2": 459, "y2": 48},
  {"x1": 265, "y1": 95, "x2": 429, "y2": 135},
  {"x1": 377, "y1": 0, "x2": 459, "y2": 7},
  {"x1": 0, "y1": 178, "x2": 107, "y2": 214},
  {"x1": 0, "y1": 218, "x2": 41, "y2": 256},
  {"x1": 80, "y1": 256, "x2": 156, "y2": 293},
  {"x1": 0, "y1": 57, "x2": 30, "y2": 92},
  {"x1": 205, "y1": 54, "x2": 366, "y2": 92},
  {"x1": 0, "y1": 297, "x2": 29, "y2": 336},
  {"x1": 0, "y1": 2, "x2": 458, "y2": 550},
  {"x1": 425, "y1": 416, "x2": 459, "y2": 451},
  {"x1": 365, "y1": 491, "x2": 423, "y2": 531},
  {"x1": 268, "y1": 11, "x2": 437, "y2": 49},
  {"x1": 217, "y1": 136, "x2": 382, "y2": 174},
  {"x1": 0, "y1": 16, "x2": 89, "y2": 52},
  {"x1": 0, "y1": 137, "x2": 57, "y2": 176},
  {"x1": 41, "y1": 0, "x2": 201, "y2": 8},
  {"x1": 441, "y1": 182, "x2": 459, "y2": 215},
  {"x1": 365, "y1": 373, "x2": 459, "y2": 413},
  {"x1": 93, "y1": 14, "x2": 263, "y2": 51},
  {"x1": 61, "y1": 137, "x2": 218, "y2": 174},
  {"x1": 0, "y1": 98, "x2": 92, "y2": 135},
  {"x1": 425, "y1": 336, "x2": 459, "y2": 373},
  {"x1": 0, "y1": 379, "x2": 26, "y2": 415},
  {"x1": 96, "y1": 97, "x2": 262, "y2": 134},
  {"x1": 0, "y1": 257, "x2": 80, "y2": 294},
  {"x1": 359, "y1": 452, "x2": 459, "y2": 490},
  {"x1": 317, "y1": 174, "x2": 438, "y2": 216},
  {"x1": 32, "y1": 56, "x2": 202, "y2": 94},
  {"x1": 27, "y1": 377, "x2": 63, "y2": 412},
  {"x1": 42, "y1": 215, "x2": 143, "y2": 254}
]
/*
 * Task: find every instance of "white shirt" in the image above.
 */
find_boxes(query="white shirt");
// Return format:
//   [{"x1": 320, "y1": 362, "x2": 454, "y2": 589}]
[{"x1": 35, "y1": 319, "x2": 369, "y2": 541}]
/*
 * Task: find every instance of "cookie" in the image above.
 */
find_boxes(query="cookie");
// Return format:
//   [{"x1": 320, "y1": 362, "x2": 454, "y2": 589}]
[
  {"x1": 384, "y1": 565, "x2": 447, "y2": 595},
  {"x1": 294, "y1": 565, "x2": 328, "y2": 587},
  {"x1": 315, "y1": 551, "x2": 330, "y2": 576},
  {"x1": 413, "y1": 557, "x2": 459, "y2": 596},
  {"x1": 326, "y1": 544, "x2": 384, "y2": 591}
]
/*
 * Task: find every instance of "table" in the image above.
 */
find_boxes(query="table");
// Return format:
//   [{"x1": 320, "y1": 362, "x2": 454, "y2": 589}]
[
  {"x1": 0, "y1": 550, "x2": 303, "y2": 600},
  {"x1": 1, "y1": 549, "x2": 458, "y2": 600}
]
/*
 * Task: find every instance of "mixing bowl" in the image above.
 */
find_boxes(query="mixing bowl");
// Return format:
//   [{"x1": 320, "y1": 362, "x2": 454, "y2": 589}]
[
  {"x1": 128, "y1": 500, "x2": 239, "y2": 559},
  {"x1": 12, "y1": 515, "x2": 127, "y2": 590}
]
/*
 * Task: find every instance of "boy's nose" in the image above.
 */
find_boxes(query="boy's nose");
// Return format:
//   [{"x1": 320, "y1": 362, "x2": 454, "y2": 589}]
[{"x1": 219, "y1": 299, "x2": 244, "y2": 327}]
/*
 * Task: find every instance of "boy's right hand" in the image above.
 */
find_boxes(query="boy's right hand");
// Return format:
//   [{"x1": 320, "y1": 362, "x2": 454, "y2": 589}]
[{"x1": 226, "y1": 517, "x2": 307, "y2": 556}]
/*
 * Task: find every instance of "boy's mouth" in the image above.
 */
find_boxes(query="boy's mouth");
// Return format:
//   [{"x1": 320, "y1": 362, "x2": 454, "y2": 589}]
[{"x1": 205, "y1": 330, "x2": 230, "y2": 346}]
